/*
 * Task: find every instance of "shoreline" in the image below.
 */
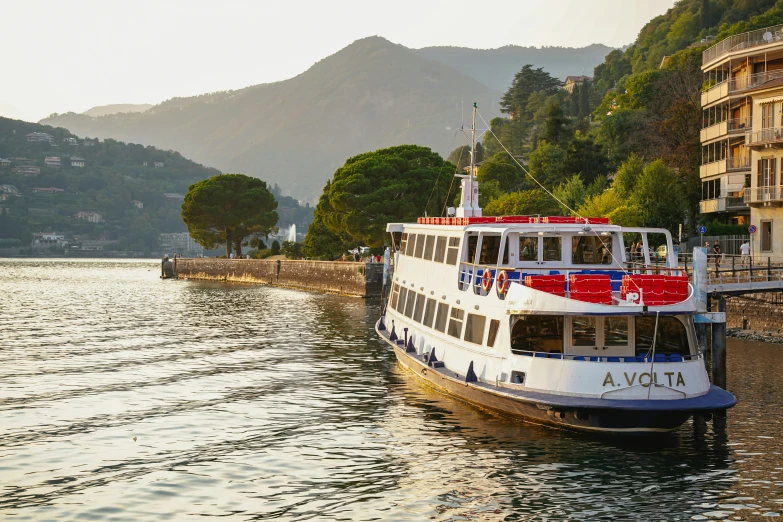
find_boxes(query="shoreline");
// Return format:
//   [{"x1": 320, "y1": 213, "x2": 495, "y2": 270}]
[{"x1": 728, "y1": 328, "x2": 783, "y2": 344}]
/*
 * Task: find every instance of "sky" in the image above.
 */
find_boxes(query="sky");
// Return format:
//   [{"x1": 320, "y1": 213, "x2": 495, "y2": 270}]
[{"x1": 1, "y1": 0, "x2": 676, "y2": 123}]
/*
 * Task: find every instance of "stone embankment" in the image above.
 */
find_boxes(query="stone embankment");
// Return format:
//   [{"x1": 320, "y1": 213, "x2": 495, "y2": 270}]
[
  {"x1": 722, "y1": 292, "x2": 783, "y2": 343},
  {"x1": 174, "y1": 258, "x2": 384, "y2": 297}
]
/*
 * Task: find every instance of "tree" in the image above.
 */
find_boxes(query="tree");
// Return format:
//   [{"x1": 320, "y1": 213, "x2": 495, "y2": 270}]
[
  {"x1": 318, "y1": 145, "x2": 458, "y2": 246},
  {"x1": 540, "y1": 99, "x2": 570, "y2": 145},
  {"x1": 281, "y1": 240, "x2": 303, "y2": 259},
  {"x1": 500, "y1": 65, "x2": 562, "y2": 121},
  {"x1": 181, "y1": 173, "x2": 278, "y2": 257},
  {"x1": 569, "y1": 83, "x2": 581, "y2": 117},
  {"x1": 564, "y1": 133, "x2": 611, "y2": 184},
  {"x1": 553, "y1": 174, "x2": 588, "y2": 212},
  {"x1": 447, "y1": 143, "x2": 483, "y2": 171},
  {"x1": 484, "y1": 189, "x2": 565, "y2": 217},
  {"x1": 270, "y1": 240, "x2": 281, "y2": 255},
  {"x1": 579, "y1": 80, "x2": 591, "y2": 118},
  {"x1": 613, "y1": 154, "x2": 645, "y2": 198},
  {"x1": 528, "y1": 141, "x2": 567, "y2": 188},
  {"x1": 631, "y1": 160, "x2": 686, "y2": 233},
  {"x1": 476, "y1": 154, "x2": 523, "y2": 191}
]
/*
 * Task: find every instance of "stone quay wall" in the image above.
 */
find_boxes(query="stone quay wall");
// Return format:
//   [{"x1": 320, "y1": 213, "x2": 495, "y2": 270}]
[
  {"x1": 174, "y1": 258, "x2": 384, "y2": 297},
  {"x1": 721, "y1": 292, "x2": 783, "y2": 333}
]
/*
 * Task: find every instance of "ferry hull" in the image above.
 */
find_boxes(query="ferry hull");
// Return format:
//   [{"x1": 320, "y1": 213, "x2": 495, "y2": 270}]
[{"x1": 377, "y1": 322, "x2": 711, "y2": 434}]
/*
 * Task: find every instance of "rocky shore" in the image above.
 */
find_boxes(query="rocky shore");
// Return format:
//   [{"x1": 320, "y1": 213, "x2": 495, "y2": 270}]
[{"x1": 727, "y1": 328, "x2": 783, "y2": 344}]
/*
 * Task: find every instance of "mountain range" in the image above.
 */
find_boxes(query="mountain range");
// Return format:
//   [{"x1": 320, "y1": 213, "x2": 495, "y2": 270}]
[
  {"x1": 82, "y1": 104, "x2": 153, "y2": 117},
  {"x1": 41, "y1": 37, "x2": 612, "y2": 200}
]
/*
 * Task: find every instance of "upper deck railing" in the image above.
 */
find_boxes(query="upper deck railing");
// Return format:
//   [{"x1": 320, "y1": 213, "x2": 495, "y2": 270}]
[{"x1": 703, "y1": 24, "x2": 783, "y2": 66}]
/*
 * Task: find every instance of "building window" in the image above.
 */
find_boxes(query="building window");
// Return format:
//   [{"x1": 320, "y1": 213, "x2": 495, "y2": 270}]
[
  {"x1": 762, "y1": 102, "x2": 774, "y2": 129},
  {"x1": 759, "y1": 158, "x2": 776, "y2": 189},
  {"x1": 701, "y1": 179, "x2": 721, "y2": 200},
  {"x1": 762, "y1": 220, "x2": 773, "y2": 252}
]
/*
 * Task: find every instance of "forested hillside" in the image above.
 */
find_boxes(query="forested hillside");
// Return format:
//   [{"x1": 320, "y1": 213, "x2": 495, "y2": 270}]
[{"x1": 0, "y1": 117, "x2": 220, "y2": 252}]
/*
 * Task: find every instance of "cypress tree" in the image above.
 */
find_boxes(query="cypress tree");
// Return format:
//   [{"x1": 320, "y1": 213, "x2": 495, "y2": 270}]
[
  {"x1": 570, "y1": 82, "x2": 580, "y2": 117},
  {"x1": 579, "y1": 80, "x2": 591, "y2": 119}
]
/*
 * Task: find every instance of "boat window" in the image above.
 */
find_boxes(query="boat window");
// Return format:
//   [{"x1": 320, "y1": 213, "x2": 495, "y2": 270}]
[
  {"x1": 405, "y1": 234, "x2": 417, "y2": 256},
  {"x1": 403, "y1": 289, "x2": 416, "y2": 318},
  {"x1": 390, "y1": 283, "x2": 400, "y2": 310},
  {"x1": 572, "y1": 236, "x2": 612, "y2": 265},
  {"x1": 434, "y1": 302, "x2": 449, "y2": 332},
  {"x1": 391, "y1": 232, "x2": 402, "y2": 252},
  {"x1": 413, "y1": 293, "x2": 426, "y2": 323},
  {"x1": 434, "y1": 236, "x2": 447, "y2": 263},
  {"x1": 446, "y1": 237, "x2": 460, "y2": 265},
  {"x1": 604, "y1": 317, "x2": 629, "y2": 346},
  {"x1": 464, "y1": 314, "x2": 486, "y2": 345},
  {"x1": 543, "y1": 237, "x2": 561, "y2": 261},
  {"x1": 571, "y1": 316, "x2": 597, "y2": 347},
  {"x1": 396, "y1": 287, "x2": 408, "y2": 313},
  {"x1": 519, "y1": 236, "x2": 538, "y2": 261},
  {"x1": 423, "y1": 235, "x2": 435, "y2": 260},
  {"x1": 414, "y1": 234, "x2": 426, "y2": 258},
  {"x1": 400, "y1": 234, "x2": 408, "y2": 255},
  {"x1": 501, "y1": 236, "x2": 509, "y2": 264},
  {"x1": 466, "y1": 235, "x2": 478, "y2": 263},
  {"x1": 447, "y1": 307, "x2": 465, "y2": 338},
  {"x1": 511, "y1": 315, "x2": 564, "y2": 354},
  {"x1": 487, "y1": 319, "x2": 500, "y2": 348},
  {"x1": 479, "y1": 235, "x2": 501, "y2": 264},
  {"x1": 635, "y1": 316, "x2": 690, "y2": 355},
  {"x1": 423, "y1": 298, "x2": 437, "y2": 327}
]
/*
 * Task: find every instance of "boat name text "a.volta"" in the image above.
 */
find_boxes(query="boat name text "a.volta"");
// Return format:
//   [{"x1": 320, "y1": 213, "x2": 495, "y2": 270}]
[{"x1": 602, "y1": 371, "x2": 686, "y2": 388}]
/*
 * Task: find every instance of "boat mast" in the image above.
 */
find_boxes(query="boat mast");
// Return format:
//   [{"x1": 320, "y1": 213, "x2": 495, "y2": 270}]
[{"x1": 456, "y1": 103, "x2": 482, "y2": 218}]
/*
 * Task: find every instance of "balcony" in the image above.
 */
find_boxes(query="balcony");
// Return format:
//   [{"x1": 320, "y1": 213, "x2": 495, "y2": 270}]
[
  {"x1": 700, "y1": 156, "x2": 750, "y2": 178},
  {"x1": 728, "y1": 117, "x2": 751, "y2": 133},
  {"x1": 748, "y1": 127, "x2": 783, "y2": 148},
  {"x1": 701, "y1": 81, "x2": 729, "y2": 107},
  {"x1": 700, "y1": 196, "x2": 749, "y2": 214},
  {"x1": 729, "y1": 69, "x2": 783, "y2": 93},
  {"x1": 703, "y1": 23, "x2": 783, "y2": 66},
  {"x1": 744, "y1": 185, "x2": 783, "y2": 205}
]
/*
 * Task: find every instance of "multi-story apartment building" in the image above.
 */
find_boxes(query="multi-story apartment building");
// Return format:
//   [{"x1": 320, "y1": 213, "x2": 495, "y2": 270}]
[{"x1": 701, "y1": 24, "x2": 783, "y2": 255}]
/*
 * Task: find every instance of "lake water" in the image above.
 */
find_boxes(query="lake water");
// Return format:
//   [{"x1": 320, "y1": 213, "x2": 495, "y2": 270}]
[{"x1": 1, "y1": 259, "x2": 782, "y2": 521}]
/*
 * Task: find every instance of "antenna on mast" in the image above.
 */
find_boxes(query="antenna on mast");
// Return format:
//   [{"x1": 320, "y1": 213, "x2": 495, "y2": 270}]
[{"x1": 456, "y1": 103, "x2": 482, "y2": 218}]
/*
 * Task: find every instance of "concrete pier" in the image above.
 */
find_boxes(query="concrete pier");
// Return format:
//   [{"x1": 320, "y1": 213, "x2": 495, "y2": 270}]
[{"x1": 174, "y1": 258, "x2": 384, "y2": 297}]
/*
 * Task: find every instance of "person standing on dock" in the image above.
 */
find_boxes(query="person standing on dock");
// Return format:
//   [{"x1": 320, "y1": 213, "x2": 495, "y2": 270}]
[
  {"x1": 712, "y1": 240, "x2": 721, "y2": 271},
  {"x1": 740, "y1": 240, "x2": 750, "y2": 267}
]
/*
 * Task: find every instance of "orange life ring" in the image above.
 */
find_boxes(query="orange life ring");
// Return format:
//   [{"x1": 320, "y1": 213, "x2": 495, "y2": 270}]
[
  {"x1": 481, "y1": 269, "x2": 493, "y2": 292},
  {"x1": 497, "y1": 270, "x2": 509, "y2": 295}
]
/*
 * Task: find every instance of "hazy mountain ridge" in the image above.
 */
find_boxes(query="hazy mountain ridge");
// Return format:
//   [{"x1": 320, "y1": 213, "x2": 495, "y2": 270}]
[
  {"x1": 413, "y1": 43, "x2": 615, "y2": 91},
  {"x1": 41, "y1": 36, "x2": 613, "y2": 199},
  {"x1": 82, "y1": 104, "x2": 153, "y2": 117}
]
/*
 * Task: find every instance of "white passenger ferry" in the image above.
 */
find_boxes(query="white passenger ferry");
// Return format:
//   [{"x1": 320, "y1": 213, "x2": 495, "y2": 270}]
[{"x1": 375, "y1": 105, "x2": 736, "y2": 434}]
